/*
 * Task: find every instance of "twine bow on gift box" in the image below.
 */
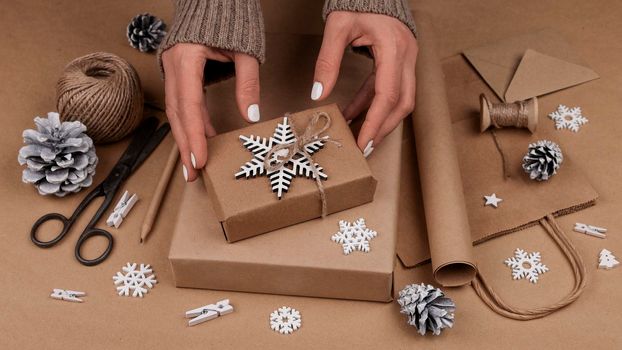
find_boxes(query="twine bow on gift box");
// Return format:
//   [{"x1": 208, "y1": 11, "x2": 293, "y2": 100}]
[{"x1": 263, "y1": 112, "x2": 341, "y2": 217}]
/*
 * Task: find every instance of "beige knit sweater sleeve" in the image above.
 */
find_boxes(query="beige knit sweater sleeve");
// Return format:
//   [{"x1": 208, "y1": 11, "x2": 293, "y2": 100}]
[
  {"x1": 157, "y1": 0, "x2": 416, "y2": 84},
  {"x1": 323, "y1": 0, "x2": 417, "y2": 36},
  {"x1": 157, "y1": 0, "x2": 265, "y2": 83}
]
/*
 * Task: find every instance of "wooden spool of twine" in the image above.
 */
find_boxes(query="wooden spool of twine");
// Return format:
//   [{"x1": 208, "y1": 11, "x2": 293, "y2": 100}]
[
  {"x1": 480, "y1": 94, "x2": 538, "y2": 133},
  {"x1": 480, "y1": 94, "x2": 539, "y2": 178},
  {"x1": 56, "y1": 52, "x2": 144, "y2": 143}
]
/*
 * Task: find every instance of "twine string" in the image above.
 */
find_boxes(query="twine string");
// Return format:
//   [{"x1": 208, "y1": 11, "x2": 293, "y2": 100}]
[
  {"x1": 56, "y1": 52, "x2": 144, "y2": 144},
  {"x1": 264, "y1": 112, "x2": 341, "y2": 217},
  {"x1": 471, "y1": 214, "x2": 587, "y2": 320},
  {"x1": 490, "y1": 130, "x2": 511, "y2": 179},
  {"x1": 489, "y1": 100, "x2": 529, "y2": 129},
  {"x1": 486, "y1": 100, "x2": 530, "y2": 179}
]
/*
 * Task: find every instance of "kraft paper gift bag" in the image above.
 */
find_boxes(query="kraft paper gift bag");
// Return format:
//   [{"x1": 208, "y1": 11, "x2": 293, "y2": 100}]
[{"x1": 398, "y1": 12, "x2": 599, "y2": 320}]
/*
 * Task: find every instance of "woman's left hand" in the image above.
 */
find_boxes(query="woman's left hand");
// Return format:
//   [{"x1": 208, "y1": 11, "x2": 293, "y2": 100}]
[{"x1": 311, "y1": 11, "x2": 418, "y2": 156}]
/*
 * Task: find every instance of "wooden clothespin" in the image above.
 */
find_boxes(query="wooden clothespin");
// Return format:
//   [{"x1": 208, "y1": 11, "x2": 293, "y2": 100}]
[
  {"x1": 574, "y1": 222, "x2": 607, "y2": 239},
  {"x1": 106, "y1": 190, "x2": 139, "y2": 228},
  {"x1": 185, "y1": 299, "x2": 234, "y2": 327},
  {"x1": 50, "y1": 289, "x2": 86, "y2": 302}
]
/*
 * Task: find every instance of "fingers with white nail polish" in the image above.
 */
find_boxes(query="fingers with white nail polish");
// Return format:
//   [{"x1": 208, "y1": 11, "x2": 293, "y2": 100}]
[
  {"x1": 235, "y1": 53, "x2": 261, "y2": 124},
  {"x1": 247, "y1": 104, "x2": 260, "y2": 122},
  {"x1": 311, "y1": 82, "x2": 323, "y2": 100},
  {"x1": 182, "y1": 165, "x2": 189, "y2": 182},
  {"x1": 363, "y1": 140, "x2": 374, "y2": 158},
  {"x1": 190, "y1": 152, "x2": 197, "y2": 169}
]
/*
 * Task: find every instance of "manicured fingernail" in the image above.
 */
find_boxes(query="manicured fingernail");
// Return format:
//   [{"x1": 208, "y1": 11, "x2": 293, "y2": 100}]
[
  {"x1": 182, "y1": 165, "x2": 188, "y2": 182},
  {"x1": 363, "y1": 140, "x2": 374, "y2": 158},
  {"x1": 248, "y1": 104, "x2": 260, "y2": 123},
  {"x1": 190, "y1": 152, "x2": 197, "y2": 169},
  {"x1": 311, "y1": 82, "x2": 323, "y2": 100}
]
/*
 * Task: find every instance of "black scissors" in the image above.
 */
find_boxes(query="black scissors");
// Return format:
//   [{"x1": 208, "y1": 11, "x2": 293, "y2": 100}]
[{"x1": 30, "y1": 117, "x2": 170, "y2": 266}]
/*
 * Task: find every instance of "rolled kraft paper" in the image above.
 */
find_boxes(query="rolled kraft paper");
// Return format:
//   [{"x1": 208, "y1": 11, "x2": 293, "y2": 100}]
[{"x1": 411, "y1": 12, "x2": 477, "y2": 287}]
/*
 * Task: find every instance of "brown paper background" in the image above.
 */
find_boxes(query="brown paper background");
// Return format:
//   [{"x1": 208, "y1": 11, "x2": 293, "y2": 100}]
[{"x1": 2, "y1": 1, "x2": 622, "y2": 349}]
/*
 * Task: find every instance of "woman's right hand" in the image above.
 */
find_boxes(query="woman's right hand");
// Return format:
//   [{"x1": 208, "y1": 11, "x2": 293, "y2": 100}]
[{"x1": 161, "y1": 43, "x2": 261, "y2": 182}]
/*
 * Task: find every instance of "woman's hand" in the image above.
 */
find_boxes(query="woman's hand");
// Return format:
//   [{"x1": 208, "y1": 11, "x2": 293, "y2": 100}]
[
  {"x1": 311, "y1": 11, "x2": 418, "y2": 157},
  {"x1": 162, "y1": 43, "x2": 261, "y2": 182}
]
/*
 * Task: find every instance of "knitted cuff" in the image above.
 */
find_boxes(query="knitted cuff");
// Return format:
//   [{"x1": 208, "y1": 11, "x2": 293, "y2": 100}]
[
  {"x1": 323, "y1": 0, "x2": 417, "y2": 37},
  {"x1": 157, "y1": 0, "x2": 265, "y2": 84}
]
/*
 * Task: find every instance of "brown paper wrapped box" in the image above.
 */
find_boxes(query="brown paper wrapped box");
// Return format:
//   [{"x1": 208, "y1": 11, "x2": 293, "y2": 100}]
[
  {"x1": 202, "y1": 104, "x2": 377, "y2": 242},
  {"x1": 170, "y1": 121, "x2": 402, "y2": 302}
]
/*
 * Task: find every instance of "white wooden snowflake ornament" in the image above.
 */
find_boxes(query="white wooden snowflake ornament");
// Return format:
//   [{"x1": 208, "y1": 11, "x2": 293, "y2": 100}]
[
  {"x1": 548, "y1": 105, "x2": 588, "y2": 132},
  {"x1": 112, "y1": 262, "x2": 157, "y2": 298},
  {"x1": 331, "y1": 218, "x2": 378, "y2": 255},
  {"x1": 270, "y1": 306, "x2": 302, "y2": 334},
  {"x1": 504, "y1": 248, "x2": 549, "y2": 283},
  {"x1": 235, "y1": 117, "x2": 327, "y2": 199}
]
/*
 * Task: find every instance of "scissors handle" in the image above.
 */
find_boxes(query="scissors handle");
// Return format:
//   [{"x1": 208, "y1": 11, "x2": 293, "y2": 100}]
[
  {"x1": 75, "y1": 227, "x2": 114, "y2": 266},
  {"x1": 30, "y1": 186, "x2": 104, "y2": 248},
  {"x1": 31, "y1": 213, "x2": 72, "y2": 248}
]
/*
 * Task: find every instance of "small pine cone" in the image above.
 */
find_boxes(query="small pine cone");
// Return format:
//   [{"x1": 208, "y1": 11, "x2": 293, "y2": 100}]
[
  {"x1": 522, "y1": 140, "x2": 563, "y2": 181},
  {"x1": 397, "y1": 283, "x2": 456, "y2": 336},
  {"x1": 127, "y1": 13, "x2": 166, "y2": 52},
  {"x1": 18, "y1": 112, "x2": 98, "y2": 197}
]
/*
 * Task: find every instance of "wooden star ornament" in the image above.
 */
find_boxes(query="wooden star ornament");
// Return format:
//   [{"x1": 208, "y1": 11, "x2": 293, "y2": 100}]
[{"x1": 484, "y1": 193, "x2": 503, "y2": 208}]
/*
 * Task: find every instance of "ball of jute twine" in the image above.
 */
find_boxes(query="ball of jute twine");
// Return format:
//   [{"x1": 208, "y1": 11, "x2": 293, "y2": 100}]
[{"x1": 56, "y1": 52, "x2": 144, "y2": 144}]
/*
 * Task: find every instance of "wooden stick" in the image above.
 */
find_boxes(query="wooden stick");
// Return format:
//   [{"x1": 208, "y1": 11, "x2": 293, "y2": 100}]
[{"x1": 140, "y1": 143, "x2": 179, "y2": 243}]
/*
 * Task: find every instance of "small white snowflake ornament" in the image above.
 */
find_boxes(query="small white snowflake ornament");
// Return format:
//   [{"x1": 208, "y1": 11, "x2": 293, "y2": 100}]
[
  {"x1": 235, "y1": 117, "x2": 327, "y2": 199},
  {"x1": 112, "y1": 262, "x2": 157, "y2": 298},
  {"x1": 598, "y1": 249, "x2": 620, "y2": 270},
  {"x1": 548, "y1": 105, "x2": 588, "y2": 132},
  {"x1": 331, "y1": 218, "x2": 378, "y2": 255},
  {"x1": 270, "y1": 306, "x2": 302, "y2": 334},
  {"x1": 504, "y1": 248, "x2": 549, "y2": 283}
]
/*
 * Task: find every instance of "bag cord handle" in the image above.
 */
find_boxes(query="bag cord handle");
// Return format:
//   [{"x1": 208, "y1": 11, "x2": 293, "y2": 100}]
[{"x1": 471, "y1": 214, "x2": 587, "y2": 320}]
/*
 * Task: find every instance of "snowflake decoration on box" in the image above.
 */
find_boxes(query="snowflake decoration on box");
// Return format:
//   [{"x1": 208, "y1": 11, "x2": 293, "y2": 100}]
[
  {"x1": 112, "y1": 262, "x2": 157, "y2": 298},
  {"x1": 270, "y1": 306, "x2": 302, "y2": 335},
  {"x1": 548, "y1": 105, "x2": 588, "y2": 132},
  {"x1": 235, "y1": 117, "x2": 327, "y2": 199},
  {"x1": 331, "y1": 218, "x2": 378, "y2": 255},
  {"x1": 504, "y1": 248, "x2": 549, "y2": 283}
]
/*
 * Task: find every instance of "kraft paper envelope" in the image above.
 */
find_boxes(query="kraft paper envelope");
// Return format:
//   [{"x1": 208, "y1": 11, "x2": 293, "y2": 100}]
[{"x1": 463, "y1": 29, "x2": 599, "y2": 102}]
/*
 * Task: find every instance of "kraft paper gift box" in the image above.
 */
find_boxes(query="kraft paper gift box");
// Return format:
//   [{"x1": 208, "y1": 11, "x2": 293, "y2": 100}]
[
  {"x1": 202, "y1": 104, "x2": 377, "y2": 243},
  {"x1": 169, "y1": 121, "x2": 402, "y2": 302}
]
